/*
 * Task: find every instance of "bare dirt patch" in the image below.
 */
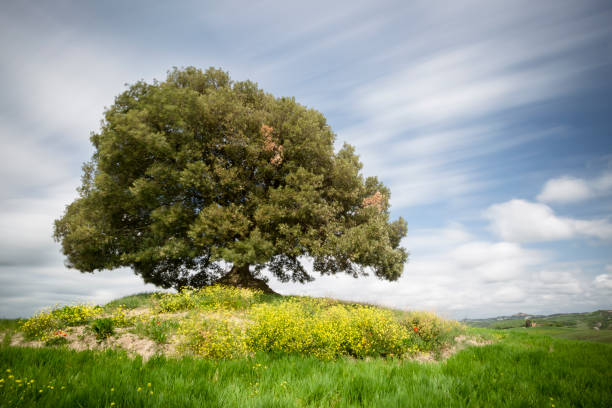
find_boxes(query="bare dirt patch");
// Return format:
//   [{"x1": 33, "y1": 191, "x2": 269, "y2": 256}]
[
  {"x1": 9, "y1": 325, "x2": 172, "y2": 361},
  {"x1": 10, "y1": 333, "x2": 43, "y2": 349},
  {"x1": 409, "y1": 335, "x2": 494, "y2": 364},
  {"x1": 111, "y1": 333, "x2": 161, "y2": 360},
  {"x1": 454, "y1": 335, "x2": 493, "y2": 347}
]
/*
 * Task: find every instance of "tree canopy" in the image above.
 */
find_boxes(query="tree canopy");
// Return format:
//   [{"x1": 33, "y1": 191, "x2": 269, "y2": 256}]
[{"x1": 54, "y1": 67, "x2": 408, "y2": 291}]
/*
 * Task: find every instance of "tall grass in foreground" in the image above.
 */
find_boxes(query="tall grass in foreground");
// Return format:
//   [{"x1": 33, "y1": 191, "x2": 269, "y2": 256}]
[{"x1": 1, "y1": 329, "x2": 610, "y2": 407}]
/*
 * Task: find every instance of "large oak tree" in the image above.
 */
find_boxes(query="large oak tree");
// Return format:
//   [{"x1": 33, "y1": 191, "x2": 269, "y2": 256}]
[{"x1": 54, "y1": 67, "x2": 408, "y2": 292}]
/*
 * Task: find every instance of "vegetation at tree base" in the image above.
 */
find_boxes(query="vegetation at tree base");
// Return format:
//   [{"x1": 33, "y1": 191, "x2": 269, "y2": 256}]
[
  {"x1": 53, "y1": 67, "x2": 408, "y2": 291},
  {"x1": 10, "y1": 286, "x2": 459, "y2": 361}
]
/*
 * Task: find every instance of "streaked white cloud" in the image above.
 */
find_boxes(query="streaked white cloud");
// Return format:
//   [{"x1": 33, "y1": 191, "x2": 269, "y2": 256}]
[
  {"x1": 593, "y1": 273, "x2": 612, "y2": 290},
  {"x1": 484, "y1": 199, "x2": 612, "y2": 242},
  {"x1": 333, "y1": 3, "x2": 612, "y2": 211},
  {"x1": 344, "y1": 7, "x2": 612, "y2": 146},
  {"x1": 537, "y1": 172, "x2": 612, "y2": 204}
]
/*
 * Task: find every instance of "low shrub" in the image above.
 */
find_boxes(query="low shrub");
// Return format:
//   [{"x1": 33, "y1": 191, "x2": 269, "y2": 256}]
[
  {"x1": 91, "y1": 318, "x2": 115, "y2": 340},
  {"x1": 322, "y1": 305, "x2": 410, "y2": 358},
  {"x1": 156, "y1": 285, "x2": 263, "y2": 313},
  {"x1": 402, "y1": 311, "x2": 462, "y2": 351},
  {"x1": 20, "y1": 304, "x2": 102, "y2": 340},
  {"x1": 199, "y1": 285, "x2": 264, "y2": 310},
  {"x1": 156, "y1": 288, "x2": 198, "y2": 312},
  {"x1": 178, "y1": 313, "x2": 248, "y2": 359},
  {"x1": 108, "y1": 305, "x2": 132, "y2": 327},
  {"x1": 44, "y1": 330, "x2": 70, "y2": 347},
  {"x1": 133, "y1": 318, "x2": 178, "y2": 344},
  {"x1": 247, "y1": 299, "x2": 415, "y2": 360}
]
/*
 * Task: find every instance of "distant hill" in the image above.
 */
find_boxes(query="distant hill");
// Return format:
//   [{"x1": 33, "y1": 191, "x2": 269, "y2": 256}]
[{"x1": 462, "y1": 310, "x2": 612, "y2": 330}]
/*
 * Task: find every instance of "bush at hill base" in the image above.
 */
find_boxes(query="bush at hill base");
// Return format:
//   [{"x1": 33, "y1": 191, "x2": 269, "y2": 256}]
[{"x1": 18, "y1": 285, "x2": 462, "y2": 360}]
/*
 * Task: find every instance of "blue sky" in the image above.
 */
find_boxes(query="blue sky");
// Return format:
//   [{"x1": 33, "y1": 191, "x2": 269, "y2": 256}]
[{"x1": 1, "y1": 0, "x2": 611, "y2": 319}]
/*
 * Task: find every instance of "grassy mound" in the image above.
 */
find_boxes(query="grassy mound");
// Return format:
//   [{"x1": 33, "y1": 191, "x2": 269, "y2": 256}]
[
  {"x1": 10, "y1": 286, "x2": 461, "y2": 361},
  {"x1": 2, "y1": 289, "x2": 611, "y2": 407}
]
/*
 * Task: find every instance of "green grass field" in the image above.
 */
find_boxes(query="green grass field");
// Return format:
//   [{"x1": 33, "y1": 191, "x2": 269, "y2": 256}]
[
  {"x1": 1, "y1": 325, "x2": 611, "y2": 407},
  {"x1": 464, "y1": 310, "x2": 612, "y2": 333},
  {"x1": 2, "y1": 290, "x2": 611, "y2": 407},
  {"x1": 507, "y1": 326, "x2": 612, "y2": 343}
]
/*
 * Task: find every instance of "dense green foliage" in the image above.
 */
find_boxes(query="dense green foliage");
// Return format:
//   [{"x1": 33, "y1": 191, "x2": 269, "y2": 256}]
[
  {"x1": 1, "y1": 329, "x2": 610, "y2": 407},
  {"x1": 90, "y1": 318, "x2": 115, "y2": 340},
  {"x1": 53, "y1": 67, "x2": 408, "y2": 290}
]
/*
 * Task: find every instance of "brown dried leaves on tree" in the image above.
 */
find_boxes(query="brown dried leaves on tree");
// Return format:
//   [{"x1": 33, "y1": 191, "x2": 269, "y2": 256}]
[
  {"x1": 362, "y1": 191, "x2": 385, "y2": 211},
  {"x1": 261, "y1": 124, "x2": 283, "y2": 166}
]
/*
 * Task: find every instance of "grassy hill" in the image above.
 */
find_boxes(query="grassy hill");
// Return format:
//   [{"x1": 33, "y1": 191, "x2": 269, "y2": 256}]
[
  {"x1": 6, "y1": 286, "x2": 461, "y2": 361},
  {"x1": 463, "y1": 310, "x2": 612, "y2": 343},
  {"x1": 1, "y1": 287, "x2": 611, "y2": 407}
]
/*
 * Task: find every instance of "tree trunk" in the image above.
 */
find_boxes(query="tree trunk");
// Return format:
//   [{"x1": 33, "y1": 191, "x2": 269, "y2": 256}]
[{"x1": 215, "y1": 264, "x2": 278, "y2": 294}]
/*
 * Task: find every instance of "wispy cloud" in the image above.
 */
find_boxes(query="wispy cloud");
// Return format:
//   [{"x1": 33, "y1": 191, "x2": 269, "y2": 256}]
[
  {"x1": 484, "y1": 199, "x2": 612, "y2": 242},
  {"x1": 333, "y1": 3, "x2": 612, "y2": 210},
  {"x1": 537, "y1": 172, "x2": 612, "y2": 204}
]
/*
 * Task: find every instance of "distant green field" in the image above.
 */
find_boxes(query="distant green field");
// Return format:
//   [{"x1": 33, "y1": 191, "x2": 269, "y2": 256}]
[
  {"x1": 2, "y1": 327, "x2": 611, "y2": 407},
  {"x1": 464, "y1": 310, "x2": 612, "y2": 343},
  {"x1": 508, "y1": 326, "x2": 612, "y2": 343}
]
